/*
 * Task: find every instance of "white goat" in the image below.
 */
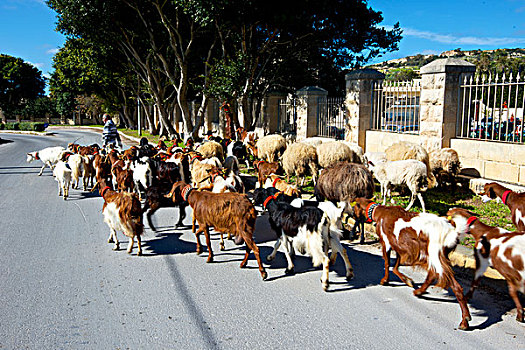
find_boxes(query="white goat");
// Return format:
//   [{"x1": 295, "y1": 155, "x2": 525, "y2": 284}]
[
  {"x1": 26, "y1": 146, "x2": 65, "y2": 176},
  {"x1": 53, "y1": 161, "x2": 72, "y2": 200},
  {"x1": 130, "y1": 157, "x2": 153, "y2": 200},
  {"x1": 369, "y1": 159, "x2": 428, "y2": 212}
]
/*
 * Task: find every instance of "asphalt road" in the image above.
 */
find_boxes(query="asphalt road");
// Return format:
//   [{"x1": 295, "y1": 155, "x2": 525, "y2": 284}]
[{"x1": 0, "y1": 129, "x2": 524, "y2": 349}]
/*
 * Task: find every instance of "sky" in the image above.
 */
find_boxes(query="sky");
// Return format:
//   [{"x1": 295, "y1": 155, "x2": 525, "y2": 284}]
[{"x1": 1, "y1": 0, "x2": 525, "y2": 82}]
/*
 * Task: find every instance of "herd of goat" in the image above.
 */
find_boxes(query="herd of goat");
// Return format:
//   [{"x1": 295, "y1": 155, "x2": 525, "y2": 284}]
[{"x1": 25, "y1": 130, "x2": 524, "y2": 330}]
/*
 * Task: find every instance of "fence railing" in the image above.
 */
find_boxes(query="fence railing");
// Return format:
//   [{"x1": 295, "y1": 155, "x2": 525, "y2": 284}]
[
  {"x1": 457, "y1": 72, "x2": 525, "y2": 143},
  {"x1": 277, "y1": 97, "x2": 298, "y2": 133},
  {"x1": 317, "y1": 97, "x2": 345, "y2": 139},
  {"x1": 370, "y1": 80, "x2": 421, "y2": 134}
]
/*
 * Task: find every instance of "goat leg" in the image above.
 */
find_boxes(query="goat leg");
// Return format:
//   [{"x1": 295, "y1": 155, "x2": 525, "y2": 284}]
[
  {"x1": 449, "y1": 276, "x2": 471, "y2": 330},
  {"x1": 414, "y1": 270, "x2": 436, "y2": 296},
  {"x1": 330, "y1": 239, "x2": 354, "y2": 280},
  {"x1": 136, "y1": 235, "x2": 142, "y2": 256},
  {"x1": 392, "y1": 254, "x2": 414, "y2": 288},
  {"x1": 203, "y1": 226, "x2": 214, "y2": 263},
  {"x1": 38, "y1": 163, "x2": 46, "y2": 176},
  {"x1": 194, "y1": 226, "x2": 203, "y2": 255},
  {"x1": 321, "y1": 256, "x2": 330, "y2": 291},
  {"x1": 282, "y1": 237, "x2": 295, "y2": 275},
  {"x1": 508, "y1": 284, "x2": 524, "y2": 322},
  {"x1": 266, "y1": 237, "x2": 282, "y2": 262},
  {"x1": 175, "y1": 203, "x2": 187, "y2": 228},
  {"x1": 127, "y1": 236, "x2": 134, "y2": 254},
  {"x1": 380, "y1": 246, "x2": 391, "y2": 285},
  {"x1": 417, "y1": 193, "x2": 426, "y2": 213}
]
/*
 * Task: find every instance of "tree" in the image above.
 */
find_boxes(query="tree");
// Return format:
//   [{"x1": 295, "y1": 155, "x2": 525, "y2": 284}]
[{"x1": 0, "y1": 54, "x2": 45, "y2": 122}]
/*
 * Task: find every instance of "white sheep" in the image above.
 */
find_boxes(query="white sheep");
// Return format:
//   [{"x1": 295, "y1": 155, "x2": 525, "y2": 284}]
[
  {"x1": 281, "y1": 142, "x2": 319, "y2": 186},
  {"x1": 364, "y1": 151, "x2": 387, "y2": 168},
  {"x1": 316, "y1": 141, "x2": 363, "y2": 168},
  {"x1": 256, "y1": 134, "x2": 287, "y2": 162},
  {"x1": 26, "y1": 146, "x2": 65, "y2": 176},
  {"x1": 53, "y1": 161, "x2": 72, "y2": 200},
  {"x1": 385, "y1": 141, "x2": 436, "y2": 188},
  {"x1": 368, "y1": 159, "x2": 428, "y2": 212}
]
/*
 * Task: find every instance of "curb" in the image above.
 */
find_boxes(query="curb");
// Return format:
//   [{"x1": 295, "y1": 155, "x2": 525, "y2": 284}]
[{"x1": 47, "y1": 125, "x2": 142, "y2": 146}]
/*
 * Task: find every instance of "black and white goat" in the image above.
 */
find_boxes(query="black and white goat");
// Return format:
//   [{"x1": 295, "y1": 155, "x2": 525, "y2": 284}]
[{"x1": 253, "y1": 188, "x2": 353, "y2": 291}]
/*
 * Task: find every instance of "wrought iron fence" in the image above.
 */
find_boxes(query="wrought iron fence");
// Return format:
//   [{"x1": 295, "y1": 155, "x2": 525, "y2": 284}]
[
  {"x1": 277, "y1": 97, "x2": 298, "y2": 133},
  {"x1": 371, "y1": 80, "x2": 421, "y2": 134},
  {"x1": 457, "y1": 72, "x2": 525, "y2": 143},
  {"x1": 317, "y1": 97, "x2": 346, "y2": 139}
]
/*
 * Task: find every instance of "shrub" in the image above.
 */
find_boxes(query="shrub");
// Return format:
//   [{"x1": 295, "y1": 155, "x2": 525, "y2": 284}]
[{"x1": 5, "y1": 122, "x2": 20, "y2": 130}]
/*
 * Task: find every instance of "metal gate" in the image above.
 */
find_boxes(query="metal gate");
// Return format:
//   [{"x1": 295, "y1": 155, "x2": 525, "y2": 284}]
[
  {"x1": 277, "y1": 97, "x2": 298, "y2": 133},
  {"x1": 317, "y1": 97, "x2": 345, "y2": 139}
]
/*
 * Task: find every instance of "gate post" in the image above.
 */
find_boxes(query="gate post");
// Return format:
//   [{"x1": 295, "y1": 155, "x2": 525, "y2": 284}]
[
  {"x1": 345, "y1": 68, "x2": 384, "y2": 149},
  {"x1": 419, "y1": 58, "x2": 475, "y2": 150},
  {"x1": 296, "y1": 86, "x2": 327, "y2": 141},
  {"x1": 265, "y1": 91, "x2": 286, "y2": 134}
]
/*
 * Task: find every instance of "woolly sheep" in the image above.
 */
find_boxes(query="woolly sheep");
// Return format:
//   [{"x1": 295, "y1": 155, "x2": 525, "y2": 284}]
[
  {"x1": 281, "y1": 142, "x2": 319, "y2": 186},
  {"x1": 316, "y1": 141, "x2": 362, "y2": 168},
  {"x1": 197, "y1": 141, "x2": 224, "y2": 161},
  {"x1": 256, "y1": 134, "x2": 287, "y2": 162},
  {"x1": 368, "y1": 159, "x2": 428, "y2": 212},
  {"x1": 429, "y1": 148, "x2": 461, "y2": 187},
  {"x1": 341, "y1": 142, "x2": 366, "y2": 164},
  {"x1": 314, "y1": 161, "x2": 374, "y2": 243},
  {"x1": 385, "y1": 141, "x2": 436, "y2": 188}
]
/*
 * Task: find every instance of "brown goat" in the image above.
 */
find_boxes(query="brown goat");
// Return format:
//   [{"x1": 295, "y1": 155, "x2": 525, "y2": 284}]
[
  {"x1": 483, "y1": 182, "x2": 525, "y2": 231},
  {"x1": 97, "y1": 179, "x2": 144, "y2": 255},
  {"x1": 166, "y1": 182, "x2": 267, "y2": 280},
  {"x1": 352, "y1": 197, "x2": 471, "y2": 330},
  {"x1": 447, "y1": 208, "x2": 525, "y2": 323},
  {"x1": 254, "y1": 160, "x2": 282, "y2": 187},
  {"x1": 264, "y1": 174, "x2": 301, "y2": 197}
]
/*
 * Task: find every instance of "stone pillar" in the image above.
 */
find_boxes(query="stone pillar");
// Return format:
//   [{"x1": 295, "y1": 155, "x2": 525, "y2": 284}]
[
  {"x1": 419, "y1": 58, "x2": 476, "y2": 150},
  {"x1": 265, "y1": 91, "x2": 286, "y2": 134},
  {"x1": 345, "y1": 69, "x2": 385, "y2": 149},
  {"x1": 296, "y1": 86, "x2": 328, "y2": 141}
]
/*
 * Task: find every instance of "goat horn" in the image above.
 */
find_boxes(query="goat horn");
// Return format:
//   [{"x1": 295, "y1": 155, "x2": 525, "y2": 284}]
[{"x1": 90, "y1": 181, "x2": 99, "y2": 192}]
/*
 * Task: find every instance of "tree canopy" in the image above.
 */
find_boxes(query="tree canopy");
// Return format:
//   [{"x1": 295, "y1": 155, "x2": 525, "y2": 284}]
[
  {"x1": 0, "y1": 54, "x2": 46, "y2": 120},
  {"x1": 47, "y1": 0, "x2": 401, "y2": 135}
]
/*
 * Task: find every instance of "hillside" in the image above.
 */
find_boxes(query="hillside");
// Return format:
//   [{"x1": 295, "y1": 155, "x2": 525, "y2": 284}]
[{"x1": 369, "y1": 48, "x2": 525, "y2": 71}]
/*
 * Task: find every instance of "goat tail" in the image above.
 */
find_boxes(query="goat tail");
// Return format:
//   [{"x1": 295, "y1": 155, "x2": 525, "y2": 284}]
[{"x1": 435, "y1": 251, "x2": 455, "y2": 289}]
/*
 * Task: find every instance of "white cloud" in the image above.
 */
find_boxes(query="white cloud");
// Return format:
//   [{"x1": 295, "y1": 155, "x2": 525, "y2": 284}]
[
  {"x1": 402, "y1": 27, "x2": 525, "y2": 46},
  {"x1": 46, "y1": 48, "x2": 59, "y2": 55},
  {"x1": 382, "y1": 25, "x2": 525, "y2": 46},
  {"x1": 27, "y1": 61, "x2": 45, "y2": 69}
]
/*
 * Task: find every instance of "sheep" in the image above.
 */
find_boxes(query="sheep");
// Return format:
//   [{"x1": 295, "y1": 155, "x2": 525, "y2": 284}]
[
  {"x1": 256, "y1": 134, "x2": 287, "y2": 162},
  {"x1": 385, "y1": 141, "x2": 436, "y2": 187},
  {"x1": 341, "y1": 141, "x2": 366, "y2": 164},
  {"x1": 429, "y1": 148, "x2": 461, "y2": 187},
  {"x1": 364, "y1": 151, "x2": 387, "y2": 168},
  {"x1": 281, "y1": 142, "x2": 319, "y2": 186},
  {"x1": 197, "y1": 141, "x2": 224, "y2": 161},
  {"x1": 316, "y1": 141, "x2": 362, "y2": 169},
  {"x1": 52, "y1": 161, "x2": 72, "y2": 200},
  {"x1": 314, "y1": 161, "x2": 374, "y2": 243},
  {"x1": 26, "y1": 146, "x2": 65, "y2": 176},
  {"x1": 190, "y1": 158, "x2": 218, "y2": 189},
  {"x1": 368, "y1": 159, "x2": 428, "y2": 212}
]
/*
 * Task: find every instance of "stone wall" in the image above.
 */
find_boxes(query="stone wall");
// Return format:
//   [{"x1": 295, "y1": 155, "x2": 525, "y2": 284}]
[{"x1": 451, "y1": 138, "x2": 525, "y2": 185}]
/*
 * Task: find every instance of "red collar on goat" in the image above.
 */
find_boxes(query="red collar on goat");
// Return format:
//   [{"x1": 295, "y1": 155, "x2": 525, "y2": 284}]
[
  {"x1": 100, "y1": 186, "x2": 111, "y2": 197},
  {"x1": 365, "y1": 202, "x2": 379, "y2": 223},
  {"x1": 35, "y1": 152, "x2": 40, "y2": 160},
  {"x1": 255, "y1": 160, "x2": 265, "y2": 170},
  {"x1": 190, "y1": 155, "x2": 202, "y2": 164},
  {"x1": 272, "y1": 177, "x2": 280, "y2": 188},
  {"x1": 182, "y1": 185, "x2": 193, "y2": 201},
  {"x1": 502, "y1": 190, "x2": 512, "y2": 205},
  {"x1": 263, "y1": 195, "x2": 276, "y2": 209},
  {"x1": 466, "y1": 216, "x2": 478, "y2": 227},
  {"x1": 211, "y1": 172, "x2": 221, "y2": 182}
]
